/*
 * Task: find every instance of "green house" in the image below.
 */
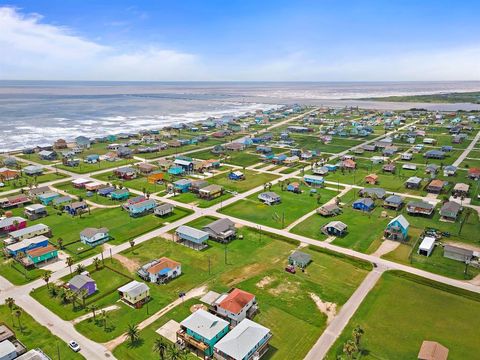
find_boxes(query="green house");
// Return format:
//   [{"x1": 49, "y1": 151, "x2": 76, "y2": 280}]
[
  {"x1": 110, "y1": 188, "x2": 130, "y2": 200},
  {"x1": 26, "y1": 245, "x2": 58, "y2": 266}
]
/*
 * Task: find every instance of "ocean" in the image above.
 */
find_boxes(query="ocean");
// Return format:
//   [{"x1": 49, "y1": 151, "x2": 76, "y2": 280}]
[{"x1": 1, "y1": 80, "x2": 480, "y2": 152}]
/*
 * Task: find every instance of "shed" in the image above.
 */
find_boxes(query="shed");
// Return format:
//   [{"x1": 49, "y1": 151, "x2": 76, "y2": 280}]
[
  {"x1": 417, "y1": 340, "x2": 449, "y2": 360},
  {"x1": 418, "y1": 236, "x2": 436, "y2": 257},
  {"x1": 288, "y1": 251, "x2": 312, "y2": 268}
]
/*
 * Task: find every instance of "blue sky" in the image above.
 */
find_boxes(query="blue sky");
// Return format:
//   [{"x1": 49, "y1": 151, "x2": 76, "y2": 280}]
[{"x1": 1, "y1": 0, "x2": 479, "y2": 81}]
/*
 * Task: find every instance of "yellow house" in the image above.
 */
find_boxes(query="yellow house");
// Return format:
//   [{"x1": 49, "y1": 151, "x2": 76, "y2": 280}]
[{"x1": 118, "y1": 281, "x2": 150, "y2": 308}]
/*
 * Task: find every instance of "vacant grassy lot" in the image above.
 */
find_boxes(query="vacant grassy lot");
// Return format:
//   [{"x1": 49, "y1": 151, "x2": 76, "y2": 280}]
[
  {"x1": 223, "y1": 151, "x2": 262, "y2": 167},
  {"x1": 326, "y1": 271, "x2": 480, "y2": 360},
  {"x1": 170, "y1": 190, "x2": 233, "y2": 208},
  {"x1": 209, "y1": 169, "x2": 279, "y2": 193},
  {"x1": 220, "y1": 184, "x2": 338, "y2": 229},
  {"x1": 383, "y1": 238, "x2": 480, "y2": 280},
  {"x1": 92, "y1": 172, "x2": 170, "y2": 194},
  {"x1": 55, "y1": 158, "x2": 136, "y2": 174},
  {"x1": 0, "y1": 171, "x2": 67, "y2": 194},
  {"x1": 0, "y1": 257, "x2": 47, "y2": 285}
]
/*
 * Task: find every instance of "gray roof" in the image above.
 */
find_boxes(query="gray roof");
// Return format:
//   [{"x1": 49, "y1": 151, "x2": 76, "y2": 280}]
[
  {"x1": 440, "y1": 201, "x2": 461, "y2": 216},
  {"x1": 406, "y1": 176, "x2": 422, "y2": 184},
  {"x1": 444, "y1": 244, "x2": 473, "y2": 257},
  {"x1": 214, "y1": 319, "x2": 271, "y2": 360},
  {"x1": 325, "y1": 221, "x2": 348, "y2": 231},
  {"x1": 176, "y1": 225, "x2": 209, "y2": 239},
  {"x1": 203, "y1": 218, "x2": 235, "y2": 234},
  {"x1": 9, "y1": 223, "x2": 49, "y2": 238},
  {"x1": 384, "y1": 195, "x2": 403, "y2": 205},
  {"x1": 289, "y1": 250, "x2": 312, "y2": 264},
  {"x1": 29, "y1": 186, "x2": 50, "y2": 195},
  {"x1": 353, "y1": 198, "x2": 374, "y2": 207},
  {"x1": 118, "y1": 280, "x2": 149, "y2": 297},
  {"x1": 258, "y1": 192, "x2": 281, "y2": 200},
  {"x1": 16, "y1": 349, "x2": 51, "y2": 360},
  {"x1": 69, "y1": 274, "x2": 95, "y2": 289},
  {"x1": 360, "y1": 187, "x2": 386, "y2": 198},
  {"x1": 181, "y1": 309, "x2": 228, "y2": 340},
  {"x1": 0, "y1": 340, "x2": 16, "y2": 357},
  {"x1": 155, "y1": 203, "x2": 174, "y2": 212},
  {"x1": 407, "y1": 201, "x2": 434, "y2": 210},
  {"x1": 80, "y1": 227, "x2": 108, "y2": 238}
]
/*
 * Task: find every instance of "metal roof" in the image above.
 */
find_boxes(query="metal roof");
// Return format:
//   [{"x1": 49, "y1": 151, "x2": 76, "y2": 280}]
[{"x1": 181, "y1": 309, "x2": 228, "y2": 340}]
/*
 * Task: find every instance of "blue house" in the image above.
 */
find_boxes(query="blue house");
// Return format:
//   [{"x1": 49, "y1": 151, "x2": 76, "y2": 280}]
[
  {"x1": 127, "y1": 199, "x2": 157, "y2": 217},
  {"x1": 85, "y1": 154, "x2": 100, "y2": 163},
  {"x1": 6, "y1": 235, "x2": 49, "y2": 257},
  {"x1": 384, "y1": 215, "x2": 409, "y2": 241},
  {"x1": 352, "y1": 198, "x2": 375, "y2": 212},
  {"x1": 65, "y1": 201, "x2": 88, "y2": 216},
  {"x1": 38, "y1": 192, "x2": 60, "y2": 205},
  {"x1": 303, "y1": 175, "x2": 325, "y2": 187},
  {"x1": 228, "y1": 171, "x2": 244, "y2": 181},
  {"x1": 52, "y1": 195, "x2": 73, "y2": 207},
  {"x1": 325, "y1": 164, "x2": 338, "y2": 171},
  {"x1": 174, "y1": 159, "x2": 194, "y2": 172},
  {"x1": 110, "y1": 188, "x2": 129, "y2": 200},
  {"x1": 176, "y1": 225, "x2": 210, "y2": 250},
  {"x1": 98, "y1": 186, "x2": 116, "y2": 196},
  {"x1": 173, "y1": 179, "x2": 192, "y2": 193}
]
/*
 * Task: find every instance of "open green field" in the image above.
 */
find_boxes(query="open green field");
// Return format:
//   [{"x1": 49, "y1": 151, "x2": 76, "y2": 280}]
[
  {"x1": 55, "y1": 158, "x2": 136, "y2": 174},
  {"x1": 220, "y1": 183, "x2": 338, "y2": 229},
  {"x1": 209, "y1": 169, "x2": 279, "y2": 193},
  {"x1": 223, "y1": 151, "x2": 262, "y2": 167},
  {"x1": 383, "y1": 238, "x2": 480, "y2": 280},
  {"x1": 461, "y1": 158, "x2": 480, "y2": 169},
  {"x1": 108, "y1": 227, "x2": 370, "y2": 359},
  {"x1": 0, "y1": 257, "x2": 47, "y2": 285},
  {"x1": 359, "y1": 91, "x2": 480, "y2": 104},
  {"x1": 0, "y1": 304, "x2": 84, "y2": 359},
  {"x1": 326, "y1": 271, "x2": 480, "y2": 360},
  {"x1": 0, "y1": 171, "x2": 67, "y2": 194},
  {"x1": 7, "y1": 204, "x2": 192, "y2": 261}
]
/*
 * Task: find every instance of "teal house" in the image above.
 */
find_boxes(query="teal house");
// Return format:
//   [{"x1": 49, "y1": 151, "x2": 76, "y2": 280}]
[
  {"x1": 26, "y1": 245, "x2": 58, "y2": 267},
  {"x1": 178, "y1": 309, "x2": 229, "y2": 357},
  {"x1": 384, "y1": 214, "x2": 410, "y2": 241},
  {"x1": 111, "y1": 188, "x2": 130, "y2": 200},
  {"x1": 38, "y1": 191, "x2": 61, "y2": 205}
]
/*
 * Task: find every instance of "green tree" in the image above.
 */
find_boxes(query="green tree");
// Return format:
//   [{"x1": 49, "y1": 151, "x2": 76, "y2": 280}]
[
  {"x1": 75, "y1": 263, "x2": 86, "y2": 275},
  {"x1": 153, "y1": 338, "x2": 168, "y2": 360},
  {"x1": 352, "y1": 325, "x2": 365, "y2": 349},
  {"x1": 65, "y1": 257, "x2": 74, "y2": 274},
  {"x1": 93, "y1": 257, "x2": 101, "y2": 270},
  {"x1": 42, "y1": 271, "x2": 52, "y2": 288},
  {"x1": 342, "y1": 339, "x2": 358, "y2": 359},
  {"x1": 5, "y1": 297, "x2": 15, "y2": 325},
  {"x1": 127, "y1": 324, "x2": 140, "y2": 345},
  {"x1": 14, "y1": 308, "x2": 23, "y2": 333}
]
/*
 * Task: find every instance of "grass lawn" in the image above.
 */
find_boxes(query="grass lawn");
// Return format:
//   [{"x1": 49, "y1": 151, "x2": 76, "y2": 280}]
[
  {"x1": 223, "y1": 151, "x2": 262, "y2": 167},
  {"x1": 55, "y1": 158, "x2": 136, "y2": 174},
  {"x1": 170, "y1": 191, "x2": 233, "y2": 208},
  {"x1": 383, "y1": 236, "x2": 480, "y2": 280},
  {"x1": 31, "y1": 261, "x2": 133, "y2": 321},
  {"x1": 8, "y1": 205, "x2": 192, "y2": 261},
  {"x1": 111, "y1": 239, "x2": 370, "y2": 359},
  {"x1": 326, "y1": 271, "x2": 480, "y2": 360},
  {"x1": 220, "y1": 184, "x2": 338, "y2": 229},
  {"x1": 461, "y1": 158, "x2": 480, "y2": 169},
  {"x1": 209, "y1": 169, "x2": 279, "y2": 193},
  {"x1": 0, "y1": 257, "x2": 47, "y2": 285},
  {"x1": 92, "y1": 172, "x2": 171, "y2": 194},
  {"x1": 0, "y1": 305, "x2": 84, "y2": 359},
  {"x1": 0, "y1": 172, "x2": 67, "y2": 194},
  {"x1": 189, "y1": 148, "x2": 218, "y2": 160}
]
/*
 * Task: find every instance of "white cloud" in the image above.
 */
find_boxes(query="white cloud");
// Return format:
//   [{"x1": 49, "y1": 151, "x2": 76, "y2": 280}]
[
  {"x1": 0, "y1": 7, "x2": 203, "y2": 80},
  {"x1": 0, "y1": 6, "x2": 479, "y2": 81}
]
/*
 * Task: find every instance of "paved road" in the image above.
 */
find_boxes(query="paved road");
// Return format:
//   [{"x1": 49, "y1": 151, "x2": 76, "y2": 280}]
[
  {"x1": 452, "y1": 130, "x2": 480, "y2": 167},
  {"x1": 304, "y1": 267, "x2": 386, "y2": 360}
]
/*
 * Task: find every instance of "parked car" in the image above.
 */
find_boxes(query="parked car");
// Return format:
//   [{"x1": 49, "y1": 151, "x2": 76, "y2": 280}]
[
  {"x1": 285, "y1": 264, "x2": 296, "y2": 274},
  {"x1": 69, "y1": 340, "x2": 81, "y2": 352}
]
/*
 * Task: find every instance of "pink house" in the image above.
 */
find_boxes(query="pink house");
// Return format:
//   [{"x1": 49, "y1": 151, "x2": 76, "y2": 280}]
[{"x1": 0, "y1": 216, "x2": 27, "y2": 233}]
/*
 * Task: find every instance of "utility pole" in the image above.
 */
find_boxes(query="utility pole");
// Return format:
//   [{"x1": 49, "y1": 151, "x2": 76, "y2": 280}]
[
  {"x1": 224, "y1": 243, "x2": 228, "y2": 265},
  {"x1": 208, "y1": 256, "x2": 211, "y2": 275}
]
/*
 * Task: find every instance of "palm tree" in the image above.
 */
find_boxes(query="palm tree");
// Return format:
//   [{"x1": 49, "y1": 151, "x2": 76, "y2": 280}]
[
  {"x1": 167, "y1": 344, "x2": 185, "y2": 360},
  {"x1": 102, "y1": 310, "x2": 109, "y2": 331},
  {"x1": 42, "y1": 271, "x2": 52, "y2": 288},
  {"x1": 459, "y1": 207, "x2": 473, "y2": 236},
  {"x1": 352, "y1": 325, "x2": 365, "y2": 348},
  {"x1": 153, "y1": 338, "x2": 168, "y2": 359},
  {"x1": 75, "y1": 263, "x2": 86, "y2": 275},
  {"x1": 89, "y1": 304, "x2": 98, "y2": 320},
  {"x1": 5, "y1": 297, "x2": 15, "y2": 325},
  {"x1": 342, "y1": 339, "x2": 358, "y2": 359},
  {"x1": 65, "y1": 257, "x2": 74, "y2": 274},
  {"x1": 57, "y1": 237, "x2": 64, "y2": 250},
  {"x1": 13, "y1": 308, "x2": 23, "y2": 333},
  {"x1": 65, "y1": 289, "x2": 78, "y2": 310},
  {"x1": 78, "y1": 288, "x2": 88, "y2": 308},
  {"x1": 93, "y1": 257, "x2": 101, "y2": 270},
  {"x1": 126, "y1": 324, "x2": 140, "y2": 345}
]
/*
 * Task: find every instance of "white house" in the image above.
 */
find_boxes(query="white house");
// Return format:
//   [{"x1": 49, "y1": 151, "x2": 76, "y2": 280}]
[
  {"x1": 213, "y1": 288, "x2": 257, "y2": 326},
  {"x1": 80, "y1": 227, "x2": 110, "y2": 247}
]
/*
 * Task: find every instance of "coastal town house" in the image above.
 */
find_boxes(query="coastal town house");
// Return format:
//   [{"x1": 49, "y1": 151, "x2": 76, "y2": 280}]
[{"x1": 212, "y1": 288, "x2": 257, "y2": 326}]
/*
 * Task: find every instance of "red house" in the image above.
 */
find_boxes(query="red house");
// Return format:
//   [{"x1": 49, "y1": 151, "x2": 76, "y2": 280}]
[
  {"x1": 0, "y1": 216, "x2": 27, "y2": 233},
  {"x1": 468, "y1": 167, "x2": 480, "y2": 180}
]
